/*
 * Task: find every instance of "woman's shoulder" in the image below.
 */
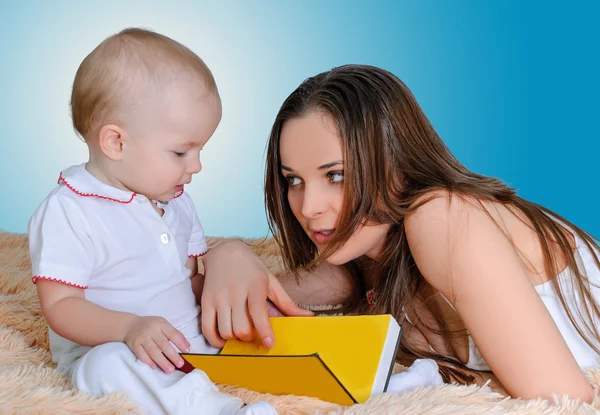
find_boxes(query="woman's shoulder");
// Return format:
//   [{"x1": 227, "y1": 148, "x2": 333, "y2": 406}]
[
  {"x1": 404, "y1": 190, "x2": 517, "y2": 292},
  {"x1": 405, "y1": 189, "x2": 486, "y2": 232},
  {"x1": 404, "y1": 189, "x2": 521, "y2": 232}
]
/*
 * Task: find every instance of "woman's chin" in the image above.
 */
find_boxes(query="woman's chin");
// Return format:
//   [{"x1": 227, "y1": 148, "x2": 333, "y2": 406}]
[
  {"x1": 320, "y1": 249, "x2": 354, "y2": 266},
  {"x1": 311, "y1": 238, "x2": 362, "y2": 265}
]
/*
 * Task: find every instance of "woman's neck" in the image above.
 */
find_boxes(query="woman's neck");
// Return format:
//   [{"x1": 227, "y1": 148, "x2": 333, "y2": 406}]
[{"x1": 358, "y1": 256, "x2": 383, "y2": 291}]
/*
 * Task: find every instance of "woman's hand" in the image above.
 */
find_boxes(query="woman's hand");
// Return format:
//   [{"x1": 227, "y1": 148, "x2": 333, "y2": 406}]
[{"x1": 201, "y1": 240, "x2": 313, "y2": 349}]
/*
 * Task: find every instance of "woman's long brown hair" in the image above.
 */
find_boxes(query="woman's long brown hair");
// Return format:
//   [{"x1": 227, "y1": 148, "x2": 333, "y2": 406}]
[{"x1": 264, "y1": 64, "x2": 600, "y2": 383}]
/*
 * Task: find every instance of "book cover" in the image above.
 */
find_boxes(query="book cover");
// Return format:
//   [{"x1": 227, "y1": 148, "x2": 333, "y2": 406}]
[{"x1": 181, "y1": 314, "x2": 402, "y2": 405}]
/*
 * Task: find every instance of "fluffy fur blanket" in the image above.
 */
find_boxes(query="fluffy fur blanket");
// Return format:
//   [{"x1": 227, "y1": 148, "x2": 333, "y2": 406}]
[{"x1": 1, "y1": 231, "x2": 600, "y2": 414}]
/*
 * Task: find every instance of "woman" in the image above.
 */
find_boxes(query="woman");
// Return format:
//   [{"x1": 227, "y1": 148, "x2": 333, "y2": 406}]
[{"x1": 200, "y1": 64, "x2": 600, "y2": 402}]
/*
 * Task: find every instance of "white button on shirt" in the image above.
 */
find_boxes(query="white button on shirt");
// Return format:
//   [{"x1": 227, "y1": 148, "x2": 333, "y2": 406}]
[{"x1": 28, "y1": 164, "x2": 209, "y2": 369}]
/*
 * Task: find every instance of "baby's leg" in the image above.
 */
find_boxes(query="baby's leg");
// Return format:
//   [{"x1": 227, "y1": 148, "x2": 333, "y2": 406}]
[
  {"x1": 70, "y1": 342, "x2": 275, "y2": 415},
  {"x1": 188, "y1": 335, "x2": 278, "y2": 414}
]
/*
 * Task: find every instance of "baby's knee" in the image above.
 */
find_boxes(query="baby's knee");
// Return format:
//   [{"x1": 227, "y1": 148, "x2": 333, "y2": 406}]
[
  {"x1": 71, "y1": 342, "x2": 136, "y2": 394},
  {"x1": 85, "y1": 342, "x2": 134, "y2": 366}
]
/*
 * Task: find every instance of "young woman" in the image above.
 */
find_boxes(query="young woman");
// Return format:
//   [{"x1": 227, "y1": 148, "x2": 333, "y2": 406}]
[{"x1": 200, "y1": 64, "x2": 600, "y2": 402}]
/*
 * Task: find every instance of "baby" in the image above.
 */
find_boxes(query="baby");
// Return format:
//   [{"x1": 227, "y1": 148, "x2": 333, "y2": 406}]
[{"x1": 28, "y1": 28, "x2": 276, "y2": 415}]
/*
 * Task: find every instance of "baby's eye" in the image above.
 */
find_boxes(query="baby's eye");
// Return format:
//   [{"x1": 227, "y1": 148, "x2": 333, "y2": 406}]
[
  {"x1": 286, "y1": 175, "x2": 302, "y2": 187},
  {"x1": 174, "y1": 151, "x2": 187, "y2": 158},
  {"x1": 327, "y1": 171, "x2": 344, "y2": 183}
]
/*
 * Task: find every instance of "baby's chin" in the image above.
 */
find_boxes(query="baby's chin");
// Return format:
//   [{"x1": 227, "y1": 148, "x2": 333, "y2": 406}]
[{"x1": 150, "y1": 186, "x2": 184, "y2": 202}]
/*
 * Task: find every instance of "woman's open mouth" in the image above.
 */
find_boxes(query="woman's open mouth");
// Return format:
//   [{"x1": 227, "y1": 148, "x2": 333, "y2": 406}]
[{"x1": 313, "y1": 229, "x2": 335, "y2": 244}]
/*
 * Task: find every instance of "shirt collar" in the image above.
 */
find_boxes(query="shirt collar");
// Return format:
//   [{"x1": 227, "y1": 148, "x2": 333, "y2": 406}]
[{"x1": 58, "y1": 164, "x2": 137, "y2": 204}]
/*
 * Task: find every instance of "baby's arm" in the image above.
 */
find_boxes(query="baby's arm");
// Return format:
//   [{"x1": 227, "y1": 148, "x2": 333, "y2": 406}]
[
  {"x1": 184, "y1": 195, "x2": 207, "y2": 307},
  {"x1": 37, "y1": 280, "x2": 190, "y2": 373},
  {"x1": 29, "y1": 194, "x2": 190, "y2": 374},
  {"x1": 186, "y1": 256, "x2": 204, "y2": 305},
  {"x1": 37, "y1": 279, "x2": 135, "y2": 345}
]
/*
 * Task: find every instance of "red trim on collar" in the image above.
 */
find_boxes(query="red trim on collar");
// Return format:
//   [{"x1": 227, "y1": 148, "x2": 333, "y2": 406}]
[
  {"x1": 32, "y1": 275, "x2": 88, "y2": 289},
  {"x1": 58, "y1": 172, "x2": 136, "y2": 204},
  {"x1": 188, "y1": 250, "x2": 208, "y2": 258}
]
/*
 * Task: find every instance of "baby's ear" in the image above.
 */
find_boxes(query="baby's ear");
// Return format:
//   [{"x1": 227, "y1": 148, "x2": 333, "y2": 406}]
[{"x1": 98, "y1": 124, "x2": 125, "y2": 160}]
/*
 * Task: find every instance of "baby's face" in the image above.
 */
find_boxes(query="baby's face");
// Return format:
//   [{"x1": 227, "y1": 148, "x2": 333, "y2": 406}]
[{"x1": 119, "y1": 82, "x2": 222, "y2": 201}]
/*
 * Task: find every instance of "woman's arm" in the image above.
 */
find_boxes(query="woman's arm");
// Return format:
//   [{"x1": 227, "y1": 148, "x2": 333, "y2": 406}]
[{"x1": 404, "y1": 193, "x2": 594, "y2": 402}]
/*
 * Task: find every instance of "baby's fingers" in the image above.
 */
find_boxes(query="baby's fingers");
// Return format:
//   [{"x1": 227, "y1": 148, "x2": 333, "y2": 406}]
[
  {"x1": 132, "y1": 344, "x2": 157, "y2": 370},
  {"x1": 156, "y1": 336, "x2": 185, "y2": 370},
  {"x1": 145, "y1": 342, "x2": 176, "y2": 373},
  {"x1": 162, "y1": 325, "x2": 190, "y2": 354}
]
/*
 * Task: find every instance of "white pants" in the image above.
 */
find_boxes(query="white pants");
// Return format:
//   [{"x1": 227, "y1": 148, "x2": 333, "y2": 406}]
[{"x1": 69, "y1": 335, "x2": 244, "y2": 415}]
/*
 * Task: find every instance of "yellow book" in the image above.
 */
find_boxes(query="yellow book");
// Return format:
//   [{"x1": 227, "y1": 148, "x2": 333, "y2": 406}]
[{"x1": 180, "y1": 314, "x2": 402, "y2": 405}]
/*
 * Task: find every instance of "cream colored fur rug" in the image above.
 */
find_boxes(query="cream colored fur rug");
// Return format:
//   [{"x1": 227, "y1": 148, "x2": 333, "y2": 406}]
[{"x1": 1, "y1": 231, "x2": 600, "y2": 414}]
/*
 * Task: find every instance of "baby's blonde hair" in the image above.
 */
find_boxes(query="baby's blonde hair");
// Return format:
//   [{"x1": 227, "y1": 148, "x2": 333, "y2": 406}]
[{"x1": 70, "y1": 27, "x2": 217, "y2": 141}]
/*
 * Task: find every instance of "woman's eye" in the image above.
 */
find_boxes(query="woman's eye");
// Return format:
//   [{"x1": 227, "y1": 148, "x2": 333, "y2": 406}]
[
  {"x1": 328, "y1": 171, "x2": 344, "y2": 183},
  {"x1": 286, "y1": 176, "x2": 302, "y2": 187}
]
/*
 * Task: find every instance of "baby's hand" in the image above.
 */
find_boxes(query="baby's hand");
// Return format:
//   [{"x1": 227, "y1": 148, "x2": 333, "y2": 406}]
[{"x1": 124, "y1": 316, "x2": 190, "y2": 373}]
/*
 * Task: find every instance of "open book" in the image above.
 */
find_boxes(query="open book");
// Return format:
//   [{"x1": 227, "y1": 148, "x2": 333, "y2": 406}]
[{"x1": 180, "y1": 314, "x2": 402, "y2": 405}]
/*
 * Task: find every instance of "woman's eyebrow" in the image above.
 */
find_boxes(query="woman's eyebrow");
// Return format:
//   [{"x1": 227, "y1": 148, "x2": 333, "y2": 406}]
[
  {"x1": 281, "y1": 160, "x2": 343, "y2": 172},
  {"x1": 317, "y1": 160, "x2": 343, "y2": 170}
]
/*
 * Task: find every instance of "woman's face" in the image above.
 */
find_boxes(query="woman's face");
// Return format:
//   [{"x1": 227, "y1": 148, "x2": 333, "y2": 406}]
[{"x1": 279, "y1": 111, "x2": 390, "y2": 265}]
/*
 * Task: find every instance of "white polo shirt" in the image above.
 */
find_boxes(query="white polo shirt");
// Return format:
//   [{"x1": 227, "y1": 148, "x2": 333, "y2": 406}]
[{"x1": 28, "y1": 163, "x2": 208, "y2": 369}]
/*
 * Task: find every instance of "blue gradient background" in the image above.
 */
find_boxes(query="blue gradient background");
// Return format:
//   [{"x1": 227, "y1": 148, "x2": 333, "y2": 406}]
[{"x1": 1, "y1": 1, "x2": 598, "y2": 238}]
